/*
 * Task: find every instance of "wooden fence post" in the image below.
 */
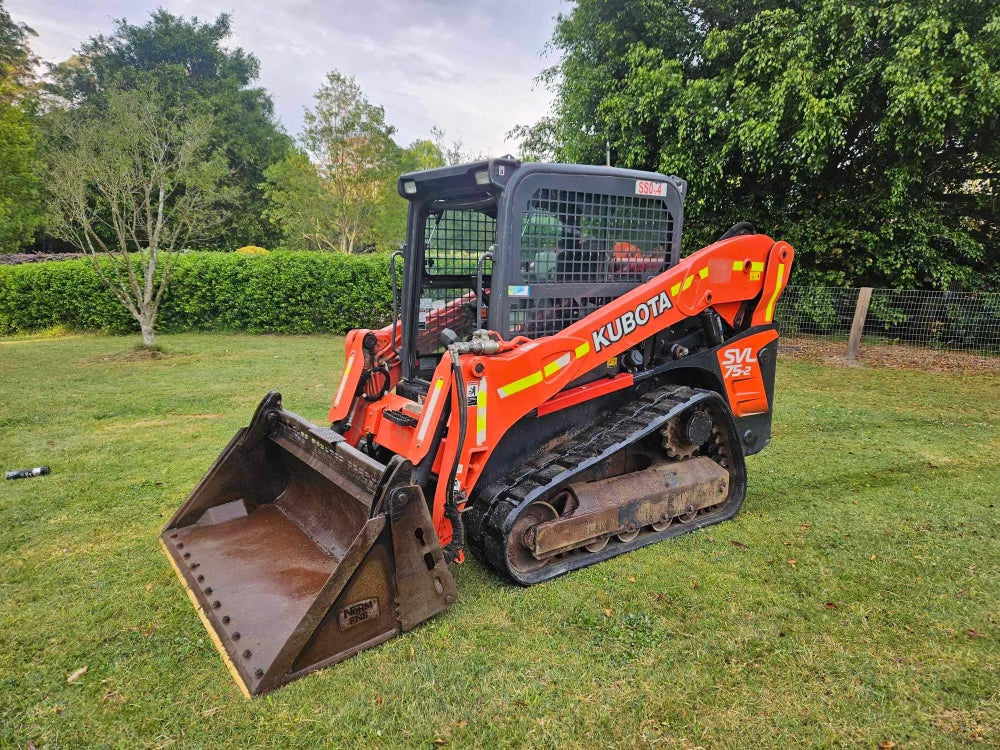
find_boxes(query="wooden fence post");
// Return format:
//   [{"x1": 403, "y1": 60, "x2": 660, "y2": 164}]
[{"x1": 846, "y1": 287, "x2": 873, "y2": 362}]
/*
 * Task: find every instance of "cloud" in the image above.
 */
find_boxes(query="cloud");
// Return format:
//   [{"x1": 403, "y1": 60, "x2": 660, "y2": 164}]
[{"x1": 9, "y1": 0, "x2": 565, "y2": 155}]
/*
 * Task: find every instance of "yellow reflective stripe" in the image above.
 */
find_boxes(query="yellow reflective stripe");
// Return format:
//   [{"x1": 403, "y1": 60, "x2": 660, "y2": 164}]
[
  {"x1": 333, "y1": 352, "x2": 355, "y2": 407},
  {"x1": 732, "y1": 260, "x2": 744, "y2": 271},
  {"x1": 670, "y1": 282, "x2": 681, "y2": 297},
  {"x1": 417, "y1": 378, "x2": 445, "y2": 442},
  {"x1": 764, "y1": 263, "x2": 786, "y2": 322},
  {"x1": 698, "y1": 267, "x2": 709, "y2": 279},
  {"x1": 497, "y1": 370, "x2": 543, "y2": 399},
  {"x1": 733, "y1": 260, "x2": 766, "y2": 273},
  {"x1": 752, "y1": 261, "x2": 765, "y2": 272},
  {"x1": 543, "y1": 353, "x2": 571, "y2": 377},
  {"x1": 476, "y1": 377, "x2": 487, "y2": 445},
  {"x1": 499, "y1": 343, "x2": 591, "y2": 401},
  {"x1": 682, "y1": 275, "x2": 693, "y2": 291}
]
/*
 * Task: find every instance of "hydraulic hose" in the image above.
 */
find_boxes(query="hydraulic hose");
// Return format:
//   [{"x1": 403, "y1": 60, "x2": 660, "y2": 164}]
[
  {"x1": 717, "y1": 221, "x2": 756, "y2": 241},
  {"x1": 441, "y1": 349, "x2": 467, "y2": 563}
]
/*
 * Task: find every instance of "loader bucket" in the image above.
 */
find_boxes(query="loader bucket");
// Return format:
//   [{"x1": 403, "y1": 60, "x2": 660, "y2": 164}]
[{"x1": 160, "y1": 391, "x2": 457, "y2": 697}]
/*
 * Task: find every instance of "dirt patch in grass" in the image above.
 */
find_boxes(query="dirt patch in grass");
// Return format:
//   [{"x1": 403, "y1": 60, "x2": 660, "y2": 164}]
[
  {"x1": 79, "y1": 346, "x2": 199, "y2": 365},
  {"x1": 930, "y1": 708, "x2": 999, "y2": 744},
  {"x1": 781, "y1": 336, "x2": 1000, "y2": 374}
]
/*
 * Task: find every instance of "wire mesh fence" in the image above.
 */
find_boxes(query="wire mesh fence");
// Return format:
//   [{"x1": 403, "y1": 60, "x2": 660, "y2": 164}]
[{"x1": 774, "y1": 286, "x2": 1000, "y2": 356}]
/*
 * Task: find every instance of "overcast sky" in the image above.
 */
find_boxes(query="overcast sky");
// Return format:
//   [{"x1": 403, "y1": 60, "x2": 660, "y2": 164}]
[{"x1": 9, "y1": 0, "x2": 566, "y2": 155}]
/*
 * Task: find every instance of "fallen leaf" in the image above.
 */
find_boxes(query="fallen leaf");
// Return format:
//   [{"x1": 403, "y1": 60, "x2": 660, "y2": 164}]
[
  {"x1": 878, "y1": 741, "x2": 896, "y2": 749},
  {"x1": 787, "y1": 558, "x2": 797, "y2": 567},
  {"x1": 955, "y1": 589, "x2": 969, "y2": 598},
  {"x1": 603, "y1": 608, "x2": 612, "y2": 618},
  {"x1": 67, "y1": 666, "x2": 88, "y2": 684},
  {"x1": 966, "y1": 629, "x2": 986, "y2": 638},
  {"x1": 432, "y1": 739, "x2": 446, "y2": 746},
  {"x1": 144, "y1": 582, "x2": 153, "y2": 593},
  {"x1": 730, "y1": 540, "x2": 748, "y2": 549},
  {"x1": 201, "y1": 706, "x2": 223, "y2": 717},
  {"x1": 870, "y1": 554, "x2": 877, "y2": 561},
  {"x1": 454, "y1": 720, "x2": 469, "y2": 728},
  {"x1": 375, "y1": 694, "x2": 383, "y2": 705},
  {"x1": 627, "y1": 576, "x2": 636, "y2": 583},
  {"x1": 409, "y1": 645, "x2": 415, "y2": 661},
  {"x1": 824, "y1": 602, "x2": 838, "y2": 609}
]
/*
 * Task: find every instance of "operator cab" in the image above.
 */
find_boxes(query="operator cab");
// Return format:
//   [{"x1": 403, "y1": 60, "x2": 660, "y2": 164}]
[{"x1": 394, "y1": 158, "x2": 687, "y2": 396}]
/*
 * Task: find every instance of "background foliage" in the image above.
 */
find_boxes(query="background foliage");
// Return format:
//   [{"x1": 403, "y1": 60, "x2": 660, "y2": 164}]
[
  {"x1": 518, "y1": 0, "x2": 1000, "y2": 291},
  {"x1": 0, "y1": 2, "x2": 43, "y2": 250},
  {"x1": 0, "y1": 252, "x2": 393, "y2": 335},
  {"x1": 44, "y1": 10, "x2": 293, "y2": 249}
]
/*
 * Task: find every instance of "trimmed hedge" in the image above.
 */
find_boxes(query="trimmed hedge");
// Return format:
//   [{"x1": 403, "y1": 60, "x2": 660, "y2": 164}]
[{"x1": 0, "y1": 251, "x2": 394, "y2": 335}]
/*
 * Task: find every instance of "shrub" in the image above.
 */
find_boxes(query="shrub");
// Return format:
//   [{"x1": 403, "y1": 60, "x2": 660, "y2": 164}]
[
  {"x1": 235, "y1": 245, "x2": 269, "y2": 254},
  {"x1": 0, "y1": 251, "x2": 393, "y2": 335}
]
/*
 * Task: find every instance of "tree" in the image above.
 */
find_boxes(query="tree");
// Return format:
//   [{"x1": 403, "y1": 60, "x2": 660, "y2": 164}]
[
  {"x1": 262, "y1": 151, "x2": 340, "y2": 251},
  {"x1": 370, "y1": 138, "x2": 447, "y2": 247},
  {"x1": 265, "y1": 72, "x2": 400, "y2": 254},
  {"x1": 46, "y1": 10, "x2": 292, "y2": 248},
  {"x1": 0, "y1": 2, "x2": 43, "y2": 251},
  {"x1": 522, "y1": 0, "x2": 1000, "y2": 290},
  {"x1": 47, "y1": 89, "x2": 229, "y2": 346}
]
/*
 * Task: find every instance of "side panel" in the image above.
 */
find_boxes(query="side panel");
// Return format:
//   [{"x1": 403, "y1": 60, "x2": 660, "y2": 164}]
[{"x1": 716, "y1": 329, "x2": 779, "y2": 417}]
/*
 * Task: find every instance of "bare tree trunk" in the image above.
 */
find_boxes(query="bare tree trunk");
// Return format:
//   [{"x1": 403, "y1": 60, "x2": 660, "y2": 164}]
[{"x1": 138, "y1": 311, "x2": 156, "y2": 347}]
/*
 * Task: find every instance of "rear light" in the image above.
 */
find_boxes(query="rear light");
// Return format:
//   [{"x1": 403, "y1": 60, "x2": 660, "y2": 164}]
[
  {"x1": 403, "y1": 180, "x2": 417, "y2": 195},
  {"x1": 474, "y1": 170, "x2": 490, "y2": 186}
]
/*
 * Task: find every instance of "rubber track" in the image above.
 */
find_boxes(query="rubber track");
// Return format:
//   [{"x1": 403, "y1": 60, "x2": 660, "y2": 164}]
[{"x1": 467, "y1": 384, "x2": 719, "y2": 583}]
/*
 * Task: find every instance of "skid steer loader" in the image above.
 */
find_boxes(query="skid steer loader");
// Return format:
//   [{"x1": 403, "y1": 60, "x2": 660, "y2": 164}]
[{"x1": 161, "y1": 159, "x2": 794, "y2": 695}]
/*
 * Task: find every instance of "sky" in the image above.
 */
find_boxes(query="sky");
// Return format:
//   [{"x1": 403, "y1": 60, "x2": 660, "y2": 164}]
[{"x1": 8, "y1": 0, "x2": 566, "y2": 155}]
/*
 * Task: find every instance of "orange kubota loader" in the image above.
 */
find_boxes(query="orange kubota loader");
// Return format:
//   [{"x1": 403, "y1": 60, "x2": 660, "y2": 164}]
[{"x1": 161, "y1": 159, "x2": 793, "y2": 695}]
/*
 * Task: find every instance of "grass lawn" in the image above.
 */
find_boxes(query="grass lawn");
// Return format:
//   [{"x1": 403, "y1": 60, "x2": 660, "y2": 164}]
[{"x1": 1, "y1": 332, "x2": 998, "y2": 748}]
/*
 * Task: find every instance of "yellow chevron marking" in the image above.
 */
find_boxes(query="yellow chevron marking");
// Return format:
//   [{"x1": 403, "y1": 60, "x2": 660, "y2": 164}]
[{"x1": 764, "y1": 263, "x2": 786, "y2": 322}]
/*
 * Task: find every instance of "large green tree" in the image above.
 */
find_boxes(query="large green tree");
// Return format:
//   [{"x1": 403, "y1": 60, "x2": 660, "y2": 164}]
[
  {"x1": 264, "y1": 72, "x2": 446, "y2": 253},
  {"x1": 47, "y1": 10, "x2": 292, "y2": 248},
  {"x1": 522, "y1": 0, "x2": 1000, "y2": 290},
  {"x1": 0, "y1": 1, "x2": 43, "y2": 251}
]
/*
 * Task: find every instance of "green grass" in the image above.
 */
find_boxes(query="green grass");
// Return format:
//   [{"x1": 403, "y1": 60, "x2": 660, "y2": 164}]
[{"x1": 1, "y1": 333, "x2": 998, "y2": 748}]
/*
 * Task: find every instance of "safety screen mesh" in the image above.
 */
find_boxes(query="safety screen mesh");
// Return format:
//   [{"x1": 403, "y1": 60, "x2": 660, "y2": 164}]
[
  {"x1": 510, "y1": 188, "x2": 674, "y2": 339},
  {"x1": 424, "y1": 209, "x2": 496, "y2": 276},
  {"x1": 508, "y1": 296, "x2": 618, "y2": 339},
  {"x1": 519, "y1": 189, "x2": 673, "y2": 285}
]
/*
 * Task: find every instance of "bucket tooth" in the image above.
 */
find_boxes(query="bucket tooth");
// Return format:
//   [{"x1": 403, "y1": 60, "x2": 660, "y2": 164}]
[{"x1": 160, "y1": 392, "x2": 456, "y2": 696}]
